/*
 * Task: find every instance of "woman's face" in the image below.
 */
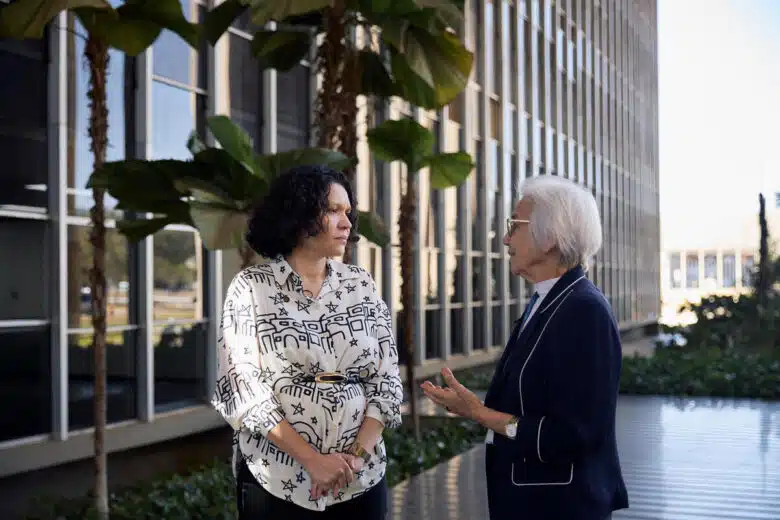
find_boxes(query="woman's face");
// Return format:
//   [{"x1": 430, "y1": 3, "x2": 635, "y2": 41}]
[{"x1": 302, "y1": 182, "x2": 353, "y2": 258}]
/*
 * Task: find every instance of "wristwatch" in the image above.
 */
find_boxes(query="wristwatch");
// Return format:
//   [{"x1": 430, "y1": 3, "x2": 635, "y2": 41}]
[
  {"x1": 504, "y1": 416, "x2": 520, "y2": 439},
  {"x1": 349, "y1": 441, "x2": 372, "y2": 464}
]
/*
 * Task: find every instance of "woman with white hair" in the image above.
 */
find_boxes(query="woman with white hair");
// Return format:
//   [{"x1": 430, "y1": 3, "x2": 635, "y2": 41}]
[{"x1": 421, "y1": 175, "x2": 629, "y2": 520}]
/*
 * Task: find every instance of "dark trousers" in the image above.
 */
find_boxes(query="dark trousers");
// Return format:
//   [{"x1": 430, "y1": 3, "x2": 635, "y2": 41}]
[{"x1": 236, "y1": 459, "x2": 387, "y2": 520}]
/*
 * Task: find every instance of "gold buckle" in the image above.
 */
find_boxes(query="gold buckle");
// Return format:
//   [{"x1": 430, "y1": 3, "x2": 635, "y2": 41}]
[{"x1": 314, "y1": 372, "x2": 346, "y2": 384}]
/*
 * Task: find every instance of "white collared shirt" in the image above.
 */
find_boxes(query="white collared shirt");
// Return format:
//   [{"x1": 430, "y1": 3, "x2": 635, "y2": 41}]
[
  {"x1": 211, "y1": 257, "x2": 403, "y2": 511},
  {"x1": 520, "y1": 276, "x2": 562, "y2": 332}
]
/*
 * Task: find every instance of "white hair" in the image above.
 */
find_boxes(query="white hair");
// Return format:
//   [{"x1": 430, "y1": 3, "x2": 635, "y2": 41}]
[{"x1": 519, "y1": 175, "x2": 603, "y2": 269}]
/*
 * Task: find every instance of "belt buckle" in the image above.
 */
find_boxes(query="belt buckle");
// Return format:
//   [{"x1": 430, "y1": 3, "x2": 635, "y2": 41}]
[{"x1": 314, "y1": 372, "x2": 346, "y2": 384}]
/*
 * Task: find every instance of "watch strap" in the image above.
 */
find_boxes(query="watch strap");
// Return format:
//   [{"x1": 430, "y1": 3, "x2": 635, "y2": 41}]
[{"x1": 350, "y1": 441, "x2": 371, "y2": 463}]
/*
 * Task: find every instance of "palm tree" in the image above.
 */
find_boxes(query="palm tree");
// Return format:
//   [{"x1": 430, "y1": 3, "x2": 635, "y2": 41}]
[{"x1": 0, "y1": 2, "x2": 199, "y2": 516}]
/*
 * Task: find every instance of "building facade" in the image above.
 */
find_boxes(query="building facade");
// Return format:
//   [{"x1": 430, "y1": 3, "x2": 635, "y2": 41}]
[{"x1": 0, "y1": 0, "x2": 659, "y2": 484}]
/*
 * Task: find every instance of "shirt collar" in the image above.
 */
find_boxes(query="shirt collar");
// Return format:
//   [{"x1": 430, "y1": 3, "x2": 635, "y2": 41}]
[
  {"x1": 268, "y1": 256, "x2": 361, "y2": 290},
  {"x1": 534, "y1": 276, "x2": 561, "y2": 301}
]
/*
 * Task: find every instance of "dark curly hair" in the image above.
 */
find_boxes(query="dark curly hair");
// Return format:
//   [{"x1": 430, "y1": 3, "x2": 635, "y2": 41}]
[{"x1": 245, "y1": 164, "x2": 359, "y2": 258}]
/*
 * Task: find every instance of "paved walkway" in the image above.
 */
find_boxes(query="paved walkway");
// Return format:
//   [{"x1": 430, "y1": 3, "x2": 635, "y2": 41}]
[{"x1": 389, "y1": 395, "x2": 780, "y2": 520}]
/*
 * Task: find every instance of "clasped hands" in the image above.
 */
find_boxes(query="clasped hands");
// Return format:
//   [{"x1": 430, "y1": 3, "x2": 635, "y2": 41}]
[{"x1": 305, "y1": 451, "x2": 365, "y2": 500}]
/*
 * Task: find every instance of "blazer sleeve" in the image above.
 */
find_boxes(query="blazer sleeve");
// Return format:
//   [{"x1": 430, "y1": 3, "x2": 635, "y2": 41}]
[{"x1": 504, "y1": 295, "x2": 622, "y2": 465}]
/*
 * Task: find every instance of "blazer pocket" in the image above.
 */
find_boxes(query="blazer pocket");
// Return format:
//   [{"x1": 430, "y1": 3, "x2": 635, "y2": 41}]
[{"x1": 510, "y1": 458, "x2": 574, "y2": 487}]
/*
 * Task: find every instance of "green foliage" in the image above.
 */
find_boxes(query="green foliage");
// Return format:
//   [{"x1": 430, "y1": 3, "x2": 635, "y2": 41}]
[
  {"x1": 621, "y1": 347, "x2": 780, "y2": 399},
  {"x1": 88, "y1": 116, "x2": 388, "y2": 249},
  {"x1": 201, "y1": 0, "x2": 473, "y2": 110},
  {"x1": 0, "y1": 0, "x2": 200, "y2": 56},
  {"x1": 366, "y1": 117, "x2": 474, "y2": 185},
  {"x1": 25, "y1": 419, "x2": 486, "y2": 519}
]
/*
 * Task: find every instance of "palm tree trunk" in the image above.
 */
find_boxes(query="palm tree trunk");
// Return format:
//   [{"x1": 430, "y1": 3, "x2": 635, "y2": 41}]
[
  {"x1": 85, "y1": 34, "x2": 110, "y2": 520},
  {"x1": 399, "y1": 173, "x2": 420, "y2": 441}
]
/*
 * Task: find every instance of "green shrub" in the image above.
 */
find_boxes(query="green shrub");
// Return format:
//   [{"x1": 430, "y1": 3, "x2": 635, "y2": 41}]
[
  {"x1": 621, "y1": 347, "x2": 780, "y2": 399},
  {"x1": 26, "y1": 419, "x2": 486, "y2": 519}
]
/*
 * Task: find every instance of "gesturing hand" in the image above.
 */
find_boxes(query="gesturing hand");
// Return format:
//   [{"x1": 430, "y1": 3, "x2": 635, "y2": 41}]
[
  {"x1": 420, "y1": 367, "x2": 484, "y2": 420},
  {"x1": 307, "y1": 453, "x2": 363, "y2": 499}
]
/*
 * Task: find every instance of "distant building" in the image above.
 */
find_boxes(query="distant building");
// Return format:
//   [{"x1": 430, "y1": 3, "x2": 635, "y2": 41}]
[{"x1": 660, "y1": 193, "x2": 780, "y2": 325}]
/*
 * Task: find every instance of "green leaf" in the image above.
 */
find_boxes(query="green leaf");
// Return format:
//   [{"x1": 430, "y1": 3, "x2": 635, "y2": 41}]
[
  {"x1": 255, "y1": 148, "x2": 352, "y2": 181},
  {"x1": 186, "y1": 131, "x2": 206, "y2": 156},
  {"x1": 248, "y1": 0, "x2": 330, "y2": 27},
  {"x1": 192, "y1": 148, "x2": 267, "y2": 203},
  {"x1": 75, "y1": 7, "x2": 160, "y2": 56},
  {"x1": 357, "y1": 211, "x2": 390, "y2": 247},
  {"x1": 250, "y1": 29, "x2": 311, "y2": 71},
  {"x1": 411, "y1": 0, "x2": 464, "y2": 29},
  {"x1": 0, "y1": 0, "x2": 109, "y2": 39},
  {"x1": 117, "y1": 217, "x2": 178, "y2": 243},
  {"x1": 390, "y1": 30, "x2": 473, "y2": 109},
  {"x1": 205, "y1": 115, "x2": 256, "y2": 174},
  {"x1": 203, "y1": 0, "x2": 246, "y2": 45},
  {"x1": 366, "y1": 118, "x2": 434, "y2": 172},
  {"x1": 420, "y1": 151, "x2": 473, "y2": 189},
  {"x1": 357, "y1": 50, "x2": 395, "y2": 98},
  {"x1": 120, "y1": 0, "x2": 200, "y2": 49},
  {"x1": 189, "y1": 202, "x2": 250, "y2": 250}
]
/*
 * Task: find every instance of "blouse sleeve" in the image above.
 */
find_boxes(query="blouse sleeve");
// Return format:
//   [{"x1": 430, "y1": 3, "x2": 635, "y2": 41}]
[
  {"x1": 363, "y1": 277, "x2": 403, "y2": 429},
  {"x1": 210, "y1": 271, "x2": 284, "y2": 436}
]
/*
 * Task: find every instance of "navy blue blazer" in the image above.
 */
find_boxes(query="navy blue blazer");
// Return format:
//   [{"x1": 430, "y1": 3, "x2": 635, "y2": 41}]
[{"x1": 483, "y1": 266, "x2": 628, "y2": 520}]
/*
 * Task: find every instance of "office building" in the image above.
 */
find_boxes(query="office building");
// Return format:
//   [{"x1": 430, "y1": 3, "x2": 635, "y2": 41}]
[{"x1": 0, "y1": 0, "x2": 660, "y2": 506}]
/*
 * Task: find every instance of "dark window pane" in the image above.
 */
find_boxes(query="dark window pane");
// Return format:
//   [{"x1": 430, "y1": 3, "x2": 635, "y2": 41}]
[
  {"x1": 153, "y1": 1, "x2": 205, "y2": 88},
  {"x1": 472, "y1": 256, "x2": 485, "y2": 302},
  {"x1": 473, "y1": 305, "x2": 485, "y2": 350},
  {"x1": 489, "y1": 141, "x2": 501, "y2": 252},
  {"x1": 472, "y1": 146, "x2": 484, "y2": 251},
  {"x1": 491, "y1": 303, "x2": 503, "y2": 347},
  {"x1": 685, "y1": 253, "x2": 699, "y2": 289},
  {"x1": 0, "y1": 41, "x2": 48, "y2": 210},
  {"x1": 0, "y1": 325, "x2": 51, "y2": 441},
  {"x1": 424, "y1": 308, "x2": 441, "y2": 360},
  {"x1": 450, "y1": 307, "x2": 464, "y2": 355},
  {"x1": 742, "y1": 255, "x2": 755, "y2": 287},
  {"x1": 703, "y1": 254, "x2": 717, "y2": 287},
  {"x1": 66, "y1": 31, "x2": 125, "y2": 213},
  {"x1": 227, "y1": 33, "x2": 261, "y2": 146},
  {"x1": 151, "y1": 81, "x2": 205, "y2": 159},
  {"x1": 69, "y1": 329, "x2": 137, "y2": 429},
  {"x1": 277, "y1": 64, "x2": 310, "y2": 152},
  {"x1": 491, "y1": 258, "x2": 503, "y2": 301},
  {"x1": 154, "y1": 322, "x2": 207, "y2": 411},
  {"x1": 153, "y1": 229, "x2": 203, "y2": 322},
  {"x1": 67, "y1": 226, "x2": 130, "y2": 329},
  {"x1": 0, "y1": 218, "x2": 48, "y2": 320}
]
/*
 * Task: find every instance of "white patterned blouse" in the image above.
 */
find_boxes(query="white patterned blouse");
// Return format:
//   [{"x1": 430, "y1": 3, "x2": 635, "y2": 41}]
[{"x1": 211, "y1": 256, "x2": 403, "y2": 511}]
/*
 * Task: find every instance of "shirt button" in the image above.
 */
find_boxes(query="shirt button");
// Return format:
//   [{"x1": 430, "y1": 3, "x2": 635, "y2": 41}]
[{"x1": 283, "y1": 295, "x2": 290, "y2": 302}]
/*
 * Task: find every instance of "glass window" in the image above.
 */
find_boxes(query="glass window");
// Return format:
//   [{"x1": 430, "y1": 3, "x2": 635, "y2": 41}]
[
  {"x1": 472, "y1": 305, "x2": 485, "y2": 350},
  {"x1": 722, "y1": 253, "x2": 736, "y2": 288},
  {"x1": 153, "y1": 1, "x2": 205, "y2": 88},
  {"x1": 741, "y1": 254, "x2": 755, "y2": 287},
  {"x1": 472, "y1": 145, "x2": 484, "y2": 252},
  {"x1": 153, "y1": 229, "x2": 203, "y2": 322},
  {"x1": 151, "y1": 81, "x2": 206, "y2": 160},
  {"x1": 153, "y1": 228, "x2": 205, "y2": 411},
  {"x1": 685, "y1": 253, "x2": 699, "y2": 289},
  {"x1": 0, "y1": 324, "x2": 51, "y2": 441},
  {"x1": 0, "y1": 218, "x2": 48, "y2": 320},
  {"x1": 491, "y1": 303, "x2": 503, "y2": 346},
  {"x1": 67, "y1": 226, "x2": 131, "y2": 330},
  {"x1": 490, "y1": 141, "x2": 501, "y2": 252},
  {"x1": 424, "y1": 250, "x2": 439, "y2": 304},
  {"x1": 68, "y1": 329, "x2": 137, "y2": 430},
  {"x1": 227, "y1": 33, "x2": 261, "y2": 146},
  {"x1": 424, "y1": 308, "x2": 442, "y2": 360},
  {"x1": 703, "y1": 253, "x2": 717, "y2": 286},
  {"x1": 0, "y1": 39, "x2": 48, "y2": 211},
  {"x1": 277, "y1": 63, "x2": 310, "y2": 151},
  {"x1": 451, "y1": 254, "x2": 466, "y2": 303},
  {"x1": 154, "y1": 321, "x2": 207, "y2": 411},
  {"x1": 450, "y1": 307, "x2": 464, "y2": 355}
]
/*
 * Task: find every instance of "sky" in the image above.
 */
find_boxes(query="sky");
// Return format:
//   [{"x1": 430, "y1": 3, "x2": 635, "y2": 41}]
[{"x1": 658, "y1": 0, "x2": 780, "y2": 232}]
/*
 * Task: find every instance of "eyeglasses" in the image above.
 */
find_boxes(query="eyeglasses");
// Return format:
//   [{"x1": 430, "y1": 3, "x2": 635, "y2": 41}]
[{"x1": 506, "y1": 218, "x2": 530, "y2": 236}]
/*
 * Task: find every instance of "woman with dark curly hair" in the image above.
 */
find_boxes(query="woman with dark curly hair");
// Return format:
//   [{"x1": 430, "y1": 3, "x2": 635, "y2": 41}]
[{"x1": 211, "y1": 164, "x2": 402, "y2": 519}]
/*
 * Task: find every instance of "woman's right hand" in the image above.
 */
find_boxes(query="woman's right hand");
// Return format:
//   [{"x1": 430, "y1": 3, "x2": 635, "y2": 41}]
[{"x1": 305, "y1": 453, "x2": 358, "y2": 498}]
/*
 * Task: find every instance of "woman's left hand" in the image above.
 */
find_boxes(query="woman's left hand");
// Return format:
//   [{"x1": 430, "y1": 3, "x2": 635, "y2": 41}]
[{"x1": 420, "y1": 367, "x2": 484, "y2": 420}]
